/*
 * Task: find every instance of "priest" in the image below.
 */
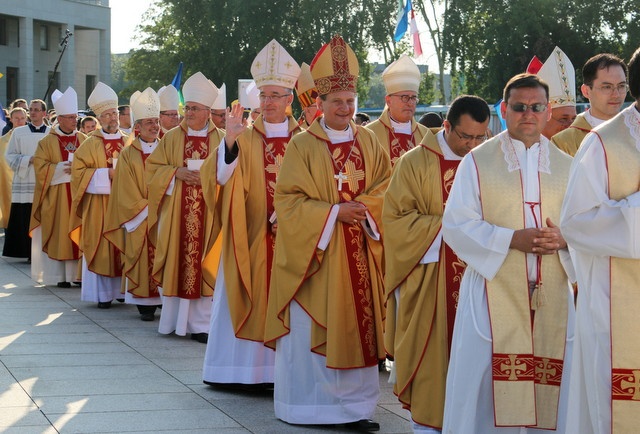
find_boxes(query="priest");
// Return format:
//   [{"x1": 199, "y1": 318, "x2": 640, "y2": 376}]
[
  {"x1": 70, "y1": 82, "x2": 125, "y2": 308},
  {"x1": 366, "y1": 55, "x2": 429, "y2": 167},
  {"x1": 441, "y1": 73, "x2": 575, "y2": 433},
  {"x1": 30, "y1": 87, "x2": 85, "y2": 287},
  {"x1": 104, "y1": 88, "x2": 163, "y2": 321},
  {"x1": 383, "y1": 95, "x2": 490, "y2": 433},
  {"x1": 146, "y1": 72, "x2": 222, "y2": 343},
  {"x1": 264, "y1": 35, "x2": 390, "y2": 431},
  {"x1": 201, "y1": 39, "x2": 302, "y2": 387}
]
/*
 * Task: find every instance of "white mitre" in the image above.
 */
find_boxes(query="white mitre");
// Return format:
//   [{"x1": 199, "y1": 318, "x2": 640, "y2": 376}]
[
  {"x1": 212, "y1": 83, "x2": 227, "y2": 110},
  {"x1": 537, "y1": 46, "x2": 576, "y2": 108},
  {"x1": 131, "y1": 87, "x2": 160, "y2": 121},
  {"x1": 182, "y1": 72, "x2": 219, "y2": 108},
  {"x1": 158, "y1": 85, "x2": 180, "y2": 112},
  {"x1": 382, "y1": 54, "x2": 421, "y2": 94},
  {"x1": 88, "y1": 82, "x2": 118, "y2": 116},
  {"x1": 52, "y1": 87, "x2": 78, "y2": 115},
  {"x1": 251, "y1": 39, "x2": 301, "y2": 89}
]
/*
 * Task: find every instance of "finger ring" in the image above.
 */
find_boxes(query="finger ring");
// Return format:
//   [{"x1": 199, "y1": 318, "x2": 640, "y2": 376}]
[{"x1": 353, "y1": 219, "x2": 358, "y2": 224}]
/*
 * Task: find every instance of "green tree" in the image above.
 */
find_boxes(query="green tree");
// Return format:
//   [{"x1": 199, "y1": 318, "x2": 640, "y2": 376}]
[
  {"x1": 125, "y1": 0, "x2": 396, "y2": 106},
  {"x1": 443, "y1": 0, "x2": 639, "y2": 103}
]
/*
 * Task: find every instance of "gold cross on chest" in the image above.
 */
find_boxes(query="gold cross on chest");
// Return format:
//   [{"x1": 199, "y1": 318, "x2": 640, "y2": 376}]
[
  {"x1": 342, "y1": 160, "x2": 365, "y2": 192},
  {"x1": 265, "y1": 154, "x2": 284, "y2": 180}
]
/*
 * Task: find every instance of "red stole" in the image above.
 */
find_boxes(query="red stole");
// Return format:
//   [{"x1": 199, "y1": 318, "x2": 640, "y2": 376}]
[
  {"x1": 262, "y1": 133, "x2": 289, "y2": 295},
  {"x1": 433, "y1": 152, "x2": 465, "y2": 352},
  {"x1": 388, "y1": 129, "x2": 416, "y2": 167},
  {"x1": 56, "y1": 133, "x2": 81, "y2": 259},
  {"x1": 329, "y1": 138, "x2": 378, "y2": 367},
  {"x1": 177, "y1": 133, "x2": 209, "y2": 299}
]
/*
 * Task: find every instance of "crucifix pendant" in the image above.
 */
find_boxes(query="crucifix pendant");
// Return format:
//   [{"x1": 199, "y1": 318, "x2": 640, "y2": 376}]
[{"x1": 334, "y1": 172, "x2": 347, "y2": 191}]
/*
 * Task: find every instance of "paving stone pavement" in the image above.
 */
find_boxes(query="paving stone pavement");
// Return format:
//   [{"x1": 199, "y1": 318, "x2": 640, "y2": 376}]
[{"x1": 0, "y1": 236, "x2": 413, "y2": 434}]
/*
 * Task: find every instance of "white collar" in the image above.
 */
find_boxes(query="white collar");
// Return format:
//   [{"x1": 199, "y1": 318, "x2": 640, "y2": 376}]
[
  {"x1": 436, "y1": 130, "x2": 463, "y2": 161},
  {"x1": 320, "y1": 118, "x2": 353, "y2": 143}
]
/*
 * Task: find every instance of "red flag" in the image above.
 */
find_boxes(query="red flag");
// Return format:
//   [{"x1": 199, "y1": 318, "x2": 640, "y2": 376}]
[
  {"x1": 526, "y1": 56, "x2": 543, "y2": 74},
  {"x1": 410, "y1": 9, "x2": 422, "y2": 57}
]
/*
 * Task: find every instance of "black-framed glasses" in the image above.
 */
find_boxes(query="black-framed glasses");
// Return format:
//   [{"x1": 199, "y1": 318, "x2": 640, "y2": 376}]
[
  {"x1": 452, "y1": 127, "x2": 487, "y2": 143},
  {"x1": 210, "y1": 112, "x2": 225, "y2": 118},
  {"x1": 391, "y1": 94, "x2": 419, "y2": 104},
  {"x1": 508, "y1": 103, "x2": 547, "y2": 113},
  {"x1": 160, "y1": 111, "x2": 179, "y2": 117}
]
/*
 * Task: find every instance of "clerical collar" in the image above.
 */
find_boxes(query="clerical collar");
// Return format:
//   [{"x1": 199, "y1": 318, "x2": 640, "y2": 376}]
[
  {"x1": 55, "y1": 125, "x2": 76, "y2": 136},
  {"x1": 389, "y1": 116, "x2": 412, "y2": 135},
  {"x1": 187, "y1": 122, "x2": 209, "y2": 137},
  {"x1": 263, "y1": 118, "x2": 289, "y2": 138},
  {"x1": 28, "y1": 123, "x2": 47, "y2": 133},
  {"x1": 320, "y1": 118, "x2": 353, "y2": 143},
  {"x1": 584, "y1": 109, "x2": 607, "y2": 128},
  {"x1": 436, "y1": 129, "x2": 463, "y2": 161},
  {"x1": 139, "y1": 138, "x2": 159, "y2": 154},
  {"x1": 102, "y1": 130, "x2": 122, "y2": 140}
]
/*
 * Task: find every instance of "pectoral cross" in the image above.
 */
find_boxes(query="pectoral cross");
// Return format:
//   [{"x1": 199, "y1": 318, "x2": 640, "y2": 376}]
[{"x1": 334, "y1": 172, "x2": 347, "y2": 191}]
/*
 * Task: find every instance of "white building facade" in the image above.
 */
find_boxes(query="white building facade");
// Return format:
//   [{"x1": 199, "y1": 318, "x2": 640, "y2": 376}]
[{"x1": 0, "y1": 0, "x2": 111, "y2": 108}]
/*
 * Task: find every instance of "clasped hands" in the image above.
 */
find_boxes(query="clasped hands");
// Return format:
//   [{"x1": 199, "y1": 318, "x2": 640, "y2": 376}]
[
  {"x1": 337, "y1": 201, "x2": 367, "y2": 225},
  {"x1": 510, "y1": 217, "x2": 567, "y2": 255}
]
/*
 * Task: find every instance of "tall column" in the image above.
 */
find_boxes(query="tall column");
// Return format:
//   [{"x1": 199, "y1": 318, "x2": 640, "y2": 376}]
[
  {"x1": 99, "y1": 28, "x2": 111, "y2": 85},
  {"x1": 18, "y1": 16, "x2": 34, "y2": 100}
]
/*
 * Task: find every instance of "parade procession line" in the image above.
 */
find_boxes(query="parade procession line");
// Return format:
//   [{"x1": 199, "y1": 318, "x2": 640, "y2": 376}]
[{"x1": 0, "y1": 237, "x2": 412, "y2": 434}]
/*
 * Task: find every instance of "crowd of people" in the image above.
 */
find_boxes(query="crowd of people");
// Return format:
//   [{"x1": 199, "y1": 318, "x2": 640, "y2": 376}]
[{"x1": 1, "y1": 34, "x2": 639, "y2": 434}]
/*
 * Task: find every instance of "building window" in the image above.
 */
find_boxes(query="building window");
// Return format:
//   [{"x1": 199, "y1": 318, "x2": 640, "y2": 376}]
[
  {"x1": 0, "y1": 17, "x2": 7, "y2": 46},
  {"x1": 6, "y1": 67, "x2": 19, "y2": 104},
  {"x1": 40, "y1": 24, "x2": 48, "y2": 50}
]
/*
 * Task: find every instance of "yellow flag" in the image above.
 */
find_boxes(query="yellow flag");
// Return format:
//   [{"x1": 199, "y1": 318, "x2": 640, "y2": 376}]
[{"x1": 0, "y1": 73, "x2": 3, "y2": 79}]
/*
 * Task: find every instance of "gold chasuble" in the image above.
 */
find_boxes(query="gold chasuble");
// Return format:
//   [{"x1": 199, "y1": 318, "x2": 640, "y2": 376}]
[
  {"x1": 146, "y1": 121, "x2": 223, "y2": 299},
  {"x1": 593, "y1": 114, "x2": 640, "y2": 433},
  {"x1": 31, "y1": 130, "x2": 86, "y2": 260},
  {"x1": 382, "y1": 133, "x2": 464, "y2": 428},
  {"x1": 265, "y1": 120, "x2": 390, "y2": 369},
  {"x1": 366, "y1": 107, "x2": 429, "y2": 167},
  {"x1": 104, "y1": 139, "x2": 159, "y2": 299},
  {"x1": 201, "y1": 116, "x2": 301, "y2": 342},
  {"x1": 472, "y1": 136, "x2": 571, "y2": 429},
  {"x1": 550, "y1": 112, "x2": 591, "y2": 156},
  {"x1": 70, "y1": 130, "x2": 126, "y2": 276}
]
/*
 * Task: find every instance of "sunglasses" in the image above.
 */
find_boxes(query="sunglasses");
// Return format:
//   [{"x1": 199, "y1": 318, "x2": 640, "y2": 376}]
[{"x1": 508, "y1": 103, "x2": 547, "y2": 113}]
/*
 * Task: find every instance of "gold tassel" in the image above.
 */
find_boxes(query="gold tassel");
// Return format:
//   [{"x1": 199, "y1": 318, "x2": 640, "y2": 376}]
[{"x1": 531, "y1": 283, "x2": 546, "y2": 310}]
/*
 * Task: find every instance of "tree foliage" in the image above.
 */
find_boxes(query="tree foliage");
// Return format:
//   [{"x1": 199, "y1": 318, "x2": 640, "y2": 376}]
[
  {"x1": 442, "y1": 0, "x2": 640, "y2": 103},
  {"x1": 124, "y1": 0, "x2": 397, "y2": 105}
]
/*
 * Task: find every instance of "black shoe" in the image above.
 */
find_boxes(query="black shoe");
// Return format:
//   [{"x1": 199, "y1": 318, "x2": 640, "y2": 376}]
[
  {"x1": 190, "y1": 332, "x2": 208, "y2": 343},
  {"x1": 116, "y1": 298, "x2": 125, "y2": 303},
  {"x1": 140, "y1": 312, "x2": 155, "y2": 321},
  {"x1": 97, "y1": 301, "x2": 112, "y2": 309},
  {"x1": 73, "y1": 281, "x2": 82, "y2": 287},
  {"x1": 57, "y1": 281, "x2": 71, "y2": 288},
  {"x1": 204, "y1": 381, "x2": 274, "y2": 392},
  {"x1": 344, "y1": 419, "x2": 380, "y2": 432}
]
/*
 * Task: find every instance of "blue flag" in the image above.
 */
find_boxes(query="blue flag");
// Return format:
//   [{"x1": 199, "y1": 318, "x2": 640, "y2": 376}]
[
  {"x1": 394, "y1": 0, "x2": 412, "y2": 42},
  {"x1": 171, "y1": 62, "x2": 183, "y2": 91}
]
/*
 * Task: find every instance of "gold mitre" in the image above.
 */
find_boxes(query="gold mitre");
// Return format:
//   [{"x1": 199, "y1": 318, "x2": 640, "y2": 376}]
[
  {"x1": 295, "y1": 63, "x2": 318, "y2": 108},
  {"x1": 537, "y1": 46, "x2": 576, "y2": 108},
  {"x1": 131, "y1": 87, "x2": 160, "y2": 121},
  {"x1": 251, "y1": 39, "x2": 300, "y2": 90},
  {"x1": 158, "y1": 85, "x2": 179, "y2": 112},
  {"x1": 310, "y1": 35, "x2": 359, "y2": 96},
  {"x1": 382, "y1": 54, "x2": 421, "y2": 94},
  {"x1": 182, "y1": 72, "x2": 219, "y2": 108},
  {"x1": 88, "y1": 82, "x2": 118, "y2": 116}
]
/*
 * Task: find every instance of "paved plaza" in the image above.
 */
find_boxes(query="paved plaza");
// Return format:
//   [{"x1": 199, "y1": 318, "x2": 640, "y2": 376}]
[{"x1": 0, "y1": 235, "x2": 413, "y2": 433}]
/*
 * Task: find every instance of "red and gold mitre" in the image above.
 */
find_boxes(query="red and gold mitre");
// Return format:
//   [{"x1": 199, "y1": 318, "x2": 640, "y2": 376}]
[
  {"x1": 310, "y1": 35, "x2": 359, "y2": 96},
  {"x1": 295, "y1": 63, "x2": 318, "y2": 108}
]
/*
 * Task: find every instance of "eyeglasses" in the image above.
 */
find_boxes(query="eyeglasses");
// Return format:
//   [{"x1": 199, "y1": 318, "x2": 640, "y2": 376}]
[
  {"x1": 551, "y1": 116, "x2": 574, "y2": 125},
  {"x1": 160, "y1": 111, "x2": 179, "y2": 118},
  {"x1": 591, "y1": 83, "x2": 628, "y2": 95},
  {"x1": 29, "y1": 108, "x2": 43, "y2": 112},
  {"x1": 210, "y1": 112, "x2": 225, "y2": 118},
  {"x1": 183, "y1": 106, "x2": 209, "y2": 113},
  {"x1": 391, "y1": 94, "x2": 419, "y2": 104},
  {"x1": 508, "y1": 103, "x2": 547, "y2": 113},
  {"x1": 258, "y1": 94, "x2": 291, "y2": 102},
  {"x1": 452, "y1": 127, "x2": 487, "y2": 143}
]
